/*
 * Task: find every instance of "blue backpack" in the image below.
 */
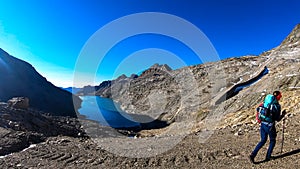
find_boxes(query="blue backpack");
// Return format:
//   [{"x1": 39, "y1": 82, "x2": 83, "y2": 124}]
[{"x1": 257, "y1": 94, "x2": 276, "y2": 123}]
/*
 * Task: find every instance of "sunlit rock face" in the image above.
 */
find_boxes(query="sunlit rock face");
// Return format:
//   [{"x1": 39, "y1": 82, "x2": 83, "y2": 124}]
[{"x1": 92, "y1": 24, "x2": 300, "y2": 126}]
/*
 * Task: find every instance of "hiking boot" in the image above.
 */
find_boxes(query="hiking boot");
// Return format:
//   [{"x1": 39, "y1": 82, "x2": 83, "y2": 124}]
[{"x1": 249, "y1": 154, "x2": 255, "y2": 164}]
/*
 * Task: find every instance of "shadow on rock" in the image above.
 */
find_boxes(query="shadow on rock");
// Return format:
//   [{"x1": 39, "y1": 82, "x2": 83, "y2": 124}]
[{"x1": 115, "y1": 114, "x2": 169, "y2": 136}]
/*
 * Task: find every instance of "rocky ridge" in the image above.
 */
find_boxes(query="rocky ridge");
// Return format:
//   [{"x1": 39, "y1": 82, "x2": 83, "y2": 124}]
[{"x1": 86, "y1": 24, "x2": 300, "y2": 137}]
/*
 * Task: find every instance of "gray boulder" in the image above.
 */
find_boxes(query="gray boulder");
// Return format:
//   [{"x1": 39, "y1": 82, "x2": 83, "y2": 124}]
[{"x1": 8, "y1": 97, "x2": 29, "y2": 109}]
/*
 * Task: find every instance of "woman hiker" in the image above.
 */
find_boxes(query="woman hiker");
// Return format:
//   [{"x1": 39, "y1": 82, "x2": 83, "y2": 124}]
[{"x1": 249, "y1": 91, "x2": 286, "y2": 163}]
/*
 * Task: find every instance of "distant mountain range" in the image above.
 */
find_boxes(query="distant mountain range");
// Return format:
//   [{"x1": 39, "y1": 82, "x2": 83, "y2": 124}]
[
  {"x1": 61, "y1": 87, "x2": 82, "y2": 95},
  {"x1": 0, "y1": 49, "x2": 81, "y2": 117}
]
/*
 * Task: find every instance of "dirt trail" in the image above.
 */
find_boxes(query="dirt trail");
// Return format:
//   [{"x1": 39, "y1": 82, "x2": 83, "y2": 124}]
[{"x1": 1, "y1": 114, "x2": 299, "y2": 169}]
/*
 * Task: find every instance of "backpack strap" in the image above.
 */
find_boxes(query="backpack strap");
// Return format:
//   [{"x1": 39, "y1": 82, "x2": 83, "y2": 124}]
[{"x1": 270, "y1": 95, "x2": 276, "y2": 104}]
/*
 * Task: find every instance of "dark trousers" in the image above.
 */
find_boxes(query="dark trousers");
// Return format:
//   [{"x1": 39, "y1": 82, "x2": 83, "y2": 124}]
[{"x1": 251, "y1": 123, "x2": 277, "y2": 158}]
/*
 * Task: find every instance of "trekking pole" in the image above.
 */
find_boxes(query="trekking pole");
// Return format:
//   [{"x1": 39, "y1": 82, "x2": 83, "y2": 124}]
[{"x1": 280, "y1": 117, "x2": 285, "y2": 154}]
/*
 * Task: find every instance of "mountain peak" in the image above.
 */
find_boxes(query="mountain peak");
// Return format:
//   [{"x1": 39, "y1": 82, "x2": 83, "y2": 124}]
[
  {"x1": 280, "y1": 23, "x2": 300, "y2": 47},
  {"x1": 150, "y1": 63, "x2": 172, "y2": 71},
  {"x1": 139, "y1": 63, "x2": 172, "y2": 78},
  {"x1": 260, "y1": 24, "x2": 300, "y2": 57}
]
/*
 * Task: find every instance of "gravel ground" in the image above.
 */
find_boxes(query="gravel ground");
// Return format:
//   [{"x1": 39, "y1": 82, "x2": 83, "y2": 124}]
[{"x1": 1, "y1": 116, "x2": 299, "y2": 169}]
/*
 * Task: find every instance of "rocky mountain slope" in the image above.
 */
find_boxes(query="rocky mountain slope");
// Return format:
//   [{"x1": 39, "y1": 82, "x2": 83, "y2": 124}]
[
  {"x1": 87, "y1": 24, "x2": 299, "y2": 136},
  {"x1": 217, "y1": 23, "x2": 300, "y2": 129},
  {"x1": 0, "y1": 49, "x2": 81, "y2": 117},
  {"x1": 0, "y1": 24, "x2": 299, "y2": 168}
]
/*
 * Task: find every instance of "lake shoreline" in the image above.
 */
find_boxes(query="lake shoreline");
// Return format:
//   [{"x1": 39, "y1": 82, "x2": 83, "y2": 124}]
[{"x1": 78, "y1": 96, "x2": 141, "y2": 129}]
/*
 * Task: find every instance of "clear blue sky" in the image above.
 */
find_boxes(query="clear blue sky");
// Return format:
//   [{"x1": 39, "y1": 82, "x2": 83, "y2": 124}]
[{"x1": 0, "y1": 0, "x2": 299, "y2": 87}]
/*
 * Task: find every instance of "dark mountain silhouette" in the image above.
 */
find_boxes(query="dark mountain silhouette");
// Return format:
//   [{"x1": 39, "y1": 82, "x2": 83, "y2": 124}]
[{"x1": 0, "y1": 48, "x2": 81, "y2": 117}]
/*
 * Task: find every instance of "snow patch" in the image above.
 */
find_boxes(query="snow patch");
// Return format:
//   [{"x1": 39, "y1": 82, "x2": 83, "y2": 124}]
[
  {"x1": 219, "y1": 87, "x2": 225, "y2": 92},
  {"x1": 0, "y1": 154, "x2": 11, "y2": 159},
  {"x1": 21, "y1": 144, "x2": 37, "y2": 152},
  {"x1": 289, "y1": 87, "x2": 300, "y2": 89},
  {"x1": 0, "y1": 144, "x2": 37, "y2": 159},
  {"x1": 286, "y1": 74, "x2": 298, "y2": 77},
  {"x1": 234, "y1": 78, "x2": 243, "y2": 85},
  {"x1": 250, "y1": 61, "x2": 258, "y2": 66}
]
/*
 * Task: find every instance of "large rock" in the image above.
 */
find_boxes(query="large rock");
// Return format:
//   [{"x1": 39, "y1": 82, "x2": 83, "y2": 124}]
[
  {"x1": 0, "y1": 103, "x2": 85, "y2": 156},
  {"x1": 7, "y1": 97, "x2": 29, "y2": 109}
]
